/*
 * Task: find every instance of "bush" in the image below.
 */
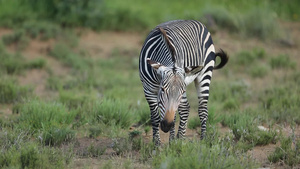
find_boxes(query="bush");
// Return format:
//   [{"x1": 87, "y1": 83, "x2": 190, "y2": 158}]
[
  {"x1": 16, "y1": 100, "x2": 77, "y2": 146},
  {"x1": 0, "y1": 78, "x2": 31, "y2": 104},
  {"x1": 270, "y1": 54, "x2": 296, "y2": 69},
  {"x1": 18, "y1": 100, "x2": 77, "y2": 131},
  {"x1": 268, "y1": 137, "x2": 300, "y2": 167},
  {"x1": 222, "y1": 110, "x2": 277, "y2": 148},
  {"x1": 86, "y1": 99, "x2": 135, "y2": 129}
]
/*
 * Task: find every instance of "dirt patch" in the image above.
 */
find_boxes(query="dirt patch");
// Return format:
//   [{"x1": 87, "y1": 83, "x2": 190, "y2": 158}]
[
  {"x1": 18, "y1": 69, "x2": 50, "y2": 98},
  {"x1": 0, "y1": 28, "x2": 12, "y2": 38},
  {"x1": 79, "y1": 31, "x2": 143, "y2": 58},
  {"x1": 0, "y1": 104, "x2": 13, "y2": 118},
  {"x1": 248, "y1": 144, "x2": 278, "y2": 167}
]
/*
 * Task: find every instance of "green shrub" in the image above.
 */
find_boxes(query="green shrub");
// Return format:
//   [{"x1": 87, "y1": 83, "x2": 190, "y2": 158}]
[
  {"x1": 26, "y1": 58, "x2": 47, "y2": 69},
  {"x1": 0, "y1": 47, "x2": 45, "y2": 74},
  {"x1": 249, "y1": 64, "x2": 269, "y2": 78},
  {"x1": 20, "y1": 143, "x2": 39, "y2": 169},
  {"x1": 201, "y1": 6, "x2": 239, "y2": 31},
  {"x1": 42, "y1": 127, "x2": 75, "y2": 146},
  {"x1": 86, "y1": 99, "x2": 135, "y2": 129},
  {"x1": 188, "y1": 117, "x2": 201, "y2": 129},
  {"x1": 2, "y1": 29, "x2": 30, "y2": 50},
  {"x1": 268, "y1": 137, "x2": 300, "y2": 167},
  {"x1": 270, "y1": 54, "x2": 296, "y2": 69},
  {"x1": 0, "y1": 130, "x2": 72, "y2": 168},
  {"x1": 49, "y1": 42, "x2": 90, "y2": 70},
  {"x1": 222, "y1": 110, "x2": 277, "y2": 148},
  {"x1": 0, "y1": 78, "x2": 31, "y2": 104},
  {"x1": 87, "y1": 143, "x2": 106, "y2": 157},
  {"x1": 241, "y1": 9, "x2": 280, "y2": 39},
  {"x1": 59, "y1": 90, "x2": 98, "y2": 109},
  {"x1": 88, "y1": 126, "x2": 102, "y2": 138},
  {"x1": 22, "y1": 20, "x2": 61, "y2": 40},
  {"x1": 261, "y1": 75, "x2": 300, "y2": 124}
]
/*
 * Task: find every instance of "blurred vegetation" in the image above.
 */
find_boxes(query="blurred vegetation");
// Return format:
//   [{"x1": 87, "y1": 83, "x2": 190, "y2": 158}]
[{"x1": 0, "y1": 0, "x2": 299, "y2": 39}]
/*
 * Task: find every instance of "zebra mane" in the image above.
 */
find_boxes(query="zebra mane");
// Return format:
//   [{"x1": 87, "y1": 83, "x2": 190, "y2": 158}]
[{"x1": 158, "y1": 27, "x2": 176, "y2": 72}]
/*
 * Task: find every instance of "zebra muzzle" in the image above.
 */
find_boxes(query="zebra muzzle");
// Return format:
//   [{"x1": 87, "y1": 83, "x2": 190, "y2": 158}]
[{"x1": 160, "y1": 119, "x2": 174, "y2": 133}]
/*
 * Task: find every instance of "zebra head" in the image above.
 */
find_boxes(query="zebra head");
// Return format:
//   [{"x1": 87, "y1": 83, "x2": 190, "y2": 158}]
[{"x1": 147, "y1": 59, "x2": 186, "y2": 133}]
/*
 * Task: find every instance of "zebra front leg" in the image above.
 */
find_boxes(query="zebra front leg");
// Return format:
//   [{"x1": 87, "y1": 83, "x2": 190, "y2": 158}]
[
  {"x1": 177, "y1": 93, "x2": 190, "y2": 139},
  {"x1": 149, "y1": 104, "x2": 161, "y2": 146},
  {"x1": 169, "y1": 114, "x2": 176, "y2": 142},
  {"x1": 145, "y1": 95, "x2": 161, "y2": 146}
]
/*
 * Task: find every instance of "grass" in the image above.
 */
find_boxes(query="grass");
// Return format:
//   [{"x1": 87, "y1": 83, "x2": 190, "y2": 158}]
[
  {"x1": 152, "y1": 139, "x2": 258, "y2": 169},
  {"x1": 0, "y1": 129, "x2": 73, "y2": 168},
  {"x1": 0, "y1": 0, "x2": 298, "y2": 39},
  {"x1": 0, "y1": 77, "x2": 31, "y2": 104},
  {"x1": 268, "y1": 137, "x2": 300, "y2": 167},
  {"x1": 222, "y1": 109, "x2": 277, "y2": 150}
]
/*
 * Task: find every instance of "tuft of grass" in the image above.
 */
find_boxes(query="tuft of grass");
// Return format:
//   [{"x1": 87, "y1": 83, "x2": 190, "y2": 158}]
[
  {"x1": 268, "y1": 137, "x2": 300, "y2": 167},
  {"x1": 18, "y1": 100, "x2": 77, "y2": 131},
  {"x1": 2, "y1": 29, "x2": 30, "y2": 50},
  {"x1": 261, "y1": 72, "x2": 300, "y2": 124},
  {"x1": 222, "y1": 110, "x2": 277, "y2": 149},
  {"x1": 0, "y1": 129, "x2": 73, "y2": 168},
  {"x1": 26, "y1": 58, "x2": 47, "y2": 69},
  {"x1": 17, "y1": 100, "x2": 77, "y2": 146},
  {"x1": 187, "y1": 117, "x2": 201, "y2": 130},
  {"x1": 22, "y1": 20, "x2": 61, "y2": 40},
  {"x1": 87, "y1": 143, "x2": 106, "y2": 157},
  {"x1": 59, "y1": 90, "x2": 99, "y2": 110},
  {"x1": 235, "y1": 48, "x2": 266, "y2": 66},
  {"x1": 0, "y1": 77, "x2": 31, "y2": 104},
  {"x1": 0, "y1": 44, "x2": 46, "y2": 74},
  {"x1": 269, "y1": 54, "x2": 296, "y2": 69},
  {"x1": 42, "y1": 127, "x2": 75, "y2": 146},
  {"x1": 85, "y1": 99, "x2": 135, "y2": 129},
  {"x1": 240, "y1": 9, "x2": 280, "y2": 39},
  {"x1": 49, "y1": 42, "x2": 91, "y2": 70},
  {"x1": 249, "y1": 65, "x2": 270, "y2": 78}
]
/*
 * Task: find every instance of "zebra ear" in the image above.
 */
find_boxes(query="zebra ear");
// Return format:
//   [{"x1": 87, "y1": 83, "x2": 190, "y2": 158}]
[{"x1": 147, "y1": 58, "x2": 162, "y2": 70}]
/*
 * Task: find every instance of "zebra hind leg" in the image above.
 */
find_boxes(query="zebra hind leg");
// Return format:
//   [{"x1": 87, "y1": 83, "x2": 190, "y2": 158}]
[
  {"x1": 177, "y1": 93, "x2": 190, "y2": 139},
  {"x1": 195, "y1": 65, "x2": 214, "y2": 139}
]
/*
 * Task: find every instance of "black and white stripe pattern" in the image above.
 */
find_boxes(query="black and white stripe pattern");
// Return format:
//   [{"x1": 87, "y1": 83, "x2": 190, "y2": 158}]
[{"x1": 139, "y1": 20, "x2": 228, "y2": 145}]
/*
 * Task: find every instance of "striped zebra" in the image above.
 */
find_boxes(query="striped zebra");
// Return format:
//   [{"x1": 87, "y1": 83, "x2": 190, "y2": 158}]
[{"x1": 139, "y1": 20, "x2": 228, "y2": 146}]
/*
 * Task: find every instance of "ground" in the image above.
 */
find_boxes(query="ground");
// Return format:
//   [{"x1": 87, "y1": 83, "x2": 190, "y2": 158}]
[{"x1": 0, "y1": 21, "x2": 300, "y2": 168}]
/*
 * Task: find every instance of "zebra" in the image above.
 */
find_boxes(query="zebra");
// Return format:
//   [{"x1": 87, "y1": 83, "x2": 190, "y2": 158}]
[{"x1": 139, "y1": 20, "x2": 228, "y2": 146}]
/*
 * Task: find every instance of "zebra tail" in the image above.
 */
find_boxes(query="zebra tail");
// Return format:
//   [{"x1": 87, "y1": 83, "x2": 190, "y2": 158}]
[{"x1": 214, "y1": 49, "x2": 229, "y2": 69}]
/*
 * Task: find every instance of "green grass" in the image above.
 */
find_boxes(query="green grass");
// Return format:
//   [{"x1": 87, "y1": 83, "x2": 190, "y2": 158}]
[
  {"x1": 268, "y1": 137, "x2": 300, "y2": 167},
  {"x1": 0, "y1": 129, "x2": 73, "y2": 168},
  {"x1": 0, "y1": 1, "x2": 299, "y2": 167},
  {"x1": 84, "y1": 99, "x2": 135, "y2": 129},
  {"x1": 269, "y1": 54, "x2": 296, "y2": 69},
  {"x1": 16, "y1": 99, "x2": 77, "y2": 146},
  {"x1": 222, "y1": 109, "x2": 277, "y2": 149},
  {"x1": 0, "y1": 77, "x2": 31, "y2": 104},
  {"x1": 152, "y1": 139, "x2": 258, "y2": 169}
]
